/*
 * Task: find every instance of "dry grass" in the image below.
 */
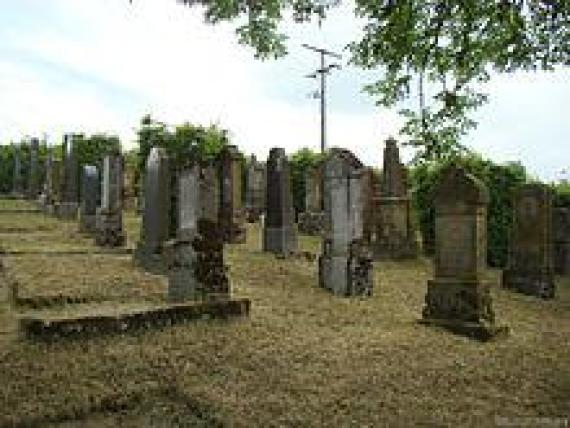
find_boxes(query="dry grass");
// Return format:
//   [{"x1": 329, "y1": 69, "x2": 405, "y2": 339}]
[{"x1": 0, "y1": 199, "x2": 569, "y2": 427}]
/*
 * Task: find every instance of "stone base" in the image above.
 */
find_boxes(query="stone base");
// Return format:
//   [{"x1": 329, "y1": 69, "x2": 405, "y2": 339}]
[
  {"x1": 20, "y1": 298, "x2": 251, "y2": 340},
  {"x1": 418, "y1": 318, "x2": 509, "y2": 341},
  {"x1": 57, "y1": 202, "x2": 79, "y2": 220},
  {"x1": 79, "y1": 214, "x2": 97, "y2": 234},
  {"x1": 318, "y1": 240, "x2": 373, "y2": 297},
  {"x1": 95, "y1": 211, "x2": 125, "y2": 247},
  {"x1": 263, "y1": 225, "x2": 298, "y2": 255},
  {"x1": 502, "y1": 269, "x2": 556, "y2": 299},
  {"x1": 133, "y1": 244, "x2": 166, "y2": 274},
  {"x1": 298, "y1": 211, "x2": 325, "y2": 236}
]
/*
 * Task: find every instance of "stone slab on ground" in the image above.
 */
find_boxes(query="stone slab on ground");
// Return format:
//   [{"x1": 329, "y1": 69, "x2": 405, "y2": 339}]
[{"x1": 20, "y1": 298, "x2": 251, "y2": 339}]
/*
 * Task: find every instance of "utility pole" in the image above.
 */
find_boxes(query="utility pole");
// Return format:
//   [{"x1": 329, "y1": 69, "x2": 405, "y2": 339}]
[{"x1": 302, "y1": 43, "x2": 341, "y2": 154}]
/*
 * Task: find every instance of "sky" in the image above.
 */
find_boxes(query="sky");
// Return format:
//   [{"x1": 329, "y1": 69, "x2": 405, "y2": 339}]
[{"x1": 0, "y1": 0, "x2": 568, "y2": 182}]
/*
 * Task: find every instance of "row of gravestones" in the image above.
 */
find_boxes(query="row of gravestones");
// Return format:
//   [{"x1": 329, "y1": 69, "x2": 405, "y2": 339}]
[{"x1": 34, "y1": 135, "x2": 126, "y2": 247}]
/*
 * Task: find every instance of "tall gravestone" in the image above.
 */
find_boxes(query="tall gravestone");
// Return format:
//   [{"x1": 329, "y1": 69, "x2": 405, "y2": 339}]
[
  {"x1": 12, "y1": 145, "x2": 24, "y2": 196},
  {"x1": 218, "y1": 145, "x2": 246, "y2": 243},
  {"x1": 134, "y1": 147, "x2": 171, "y2": 272},
  {"x1": 49, "y1": 160, "x2": 63, "y2": 216},
  {"x1": 58, "y1": 134, "x2": 80, "y2": 219},
  {"x1": 502, "y1": 184, "x2": 556, "y2": 298},
  {"x1": 421, "y1": 165, "x2": 507, "y2": 340},
  {"x1": 553, "y1": 208, "x2": 570, "y2": 275},
  {"x1": 370, "y1": 138, "x2": 418, "y2": 259},
  {"x1": 245, "y1": 154, "x2": 266, "y2": 222},
  {"x1": 39, "y1": 148, "x2": 53, "y2": 211},
  {"x1": 200, "y1": 165, "x2": 219, "y2": 223},
  {"x1": 263, "y1": 148, "x2": 297, "y2": 255},
  {"x1": 298, "y1": 164, "x2": 326, "y2": 235},
  {"x1": 166, "y1": 166, "x2": 230, "y2": 302},
  {"x1": 79, "y1": 165, "x2": 99, "y2": 234},
  {"x1": 27, "y1": 138, "x2": 40, "y2": 199},
  {"x1": 95, "y1": 153, "x2": 125, "y2": 247},
  {"x1": 318, "y1": 149, "x2": 374, "y2": 297}
]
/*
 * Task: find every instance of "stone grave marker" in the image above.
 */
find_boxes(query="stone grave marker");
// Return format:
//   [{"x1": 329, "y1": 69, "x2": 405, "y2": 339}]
[
  {"x1": 218, "y1": 145, "x2": 246, "y2": 243},
  {"x1": 79, "y1": 165, "x2": 99, "y2": 234},
  {"x1": 553, "y1": 207, "x2": 570, "y2": 275},
  {"x1": 95, "y1": 153, "x2": 125, "y2": 247}
]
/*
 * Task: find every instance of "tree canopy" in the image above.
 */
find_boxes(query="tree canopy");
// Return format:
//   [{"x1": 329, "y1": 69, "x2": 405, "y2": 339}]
[{"x1": 175, "y1": 0, "x2": 569, "y2": 161}]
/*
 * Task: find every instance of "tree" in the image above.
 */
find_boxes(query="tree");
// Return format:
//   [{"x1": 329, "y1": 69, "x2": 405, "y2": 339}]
[{"x1": 175, "y1": 0, "x2": 569, "y2": 161}]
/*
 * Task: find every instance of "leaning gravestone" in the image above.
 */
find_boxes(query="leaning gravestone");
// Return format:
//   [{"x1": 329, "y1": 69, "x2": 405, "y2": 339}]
[
  {"x1": 318, "y1": 149, "x2": 373, "y2": 297},
  {"x1": 134, "y1": 147, "x2": 171, "y2": 271},
  {"x1": 58, "y1": 134, "x2": 80, "y2": 219},
  {"x1": 244, "y1": 154, "x2": 265, "y2": 223},
  {"x1": 502, "y1": 184, "x2": 556, "y2": 298},
  {"x1": 12, "y1": 145, "x2": 24, "y2": 196},
  {"x1": 79, "y1": 165, "x2": 99, "y2": 234},
  {"x1": 27, "y1": 138, "x2": 40, "y2": 200},
  {"x1": 420, "y1": 165, "x2": 507, "y2": 340},
  {"x1": 370, "y1": 138, "x2": 418, "y2": 259},
  {"x1": 553, "y1": 207, "x2": 570, "y2": 275},
  {"x1": 218, "y1": 145, "x2": 246, "y2": 243},
  {"x1": 298, "y1": 164, "x2": 326, "y2": 236},
  {"x1": 166, "y1": 166, "x2": 230, "y2": 302},
  {"x1": 95, "y1": 154, "x2": 125, "y2": 247},
  {"x1": 263, "y1": 148, "x2": 297, "y2": 255}
]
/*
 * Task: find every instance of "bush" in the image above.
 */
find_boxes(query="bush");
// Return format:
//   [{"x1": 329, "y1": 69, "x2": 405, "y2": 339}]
[
  {"x1": 288, "y1": 148, "x2": 324, "y2": 218},
  {"x1": 409, "y1": 153, "x2": 528, "y2": 267}
]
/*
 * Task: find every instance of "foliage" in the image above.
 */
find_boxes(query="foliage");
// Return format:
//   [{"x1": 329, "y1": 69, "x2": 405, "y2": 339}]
[
  {"x1": 553, "y1": 180, "x2": 570, "y2": 208},
  {"x1": 410, "y1": 153, "x2": 528, "y2": 267},
  {"x1": 288, "y1": 147, "x2": 324, "y2": 217},
  {"x1": 73, "y1": 133, "x2": 121, "y2": 170},
  {"x1": 176, "y1": 0, "x2": 569, "y2": 161}
]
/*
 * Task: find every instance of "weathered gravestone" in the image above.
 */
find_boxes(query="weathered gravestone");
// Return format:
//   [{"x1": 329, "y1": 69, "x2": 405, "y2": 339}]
[
  {"x1": 502, "y1": 184, "x2": 556, "y2": 298},
  {"x1": 298, "y1": 164, "x2": 326, "y2": 236},
  {"x1": 200, "y1": 165, "x2": 219, "y2": 224},
  {"x1": 553, "y1": 207, "x2": 570, "y2": 275},
  {"x1": 39, "y1": 148, "x2": 54, "y2": 211},
  {"x1": 79, "y1": 165, "x2": 99, "y2": 234},
  {"x1": 245, "y1": 154, "x2": 266, "y2": 222},
  {"x1": 165, "y1": 166, "x2": 230, "y2": 302},
  {"x1": 134, "y1": 147, "x2": 171, "y2": 272},
  {"x1": 12, "y1": 145, "x2": 24, "y2": 196},
  {"x1": 58, "y1": 134, "x2": 80, "y2": 219},
  {"x1": 263, "y1": 148, "x2": 298, "y2": 255},
  {"x1": 218, "y1": 145, "x2": 246, "y2": 243},
  {"x1": 318, "y1": 149, "x2": 374, "y2": 297},
  {"x1": 95, "y1": 154, "x2": 125, "y2": 247},
  {"x1": 27, "y1": 138, "x2": 40, "y2": 200},
  {"x1": 49, "y1": 160, "x2": 63, "y2": 216},
  {"x1": 420, "y1": 165, "x2": 507, "y2": 340},
  {"x1": 370, "y1": 138, "x2": 419, "y2": 259}
]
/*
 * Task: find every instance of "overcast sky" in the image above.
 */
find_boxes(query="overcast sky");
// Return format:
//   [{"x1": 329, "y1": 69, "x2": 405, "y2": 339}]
[{"x1": 0, "y1": 0, "x2": 568, "y2": 181}]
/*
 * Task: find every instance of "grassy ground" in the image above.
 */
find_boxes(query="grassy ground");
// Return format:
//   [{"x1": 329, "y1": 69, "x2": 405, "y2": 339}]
[{"x1": 0, "y1": 199, "x2": 569, "y2": 427}]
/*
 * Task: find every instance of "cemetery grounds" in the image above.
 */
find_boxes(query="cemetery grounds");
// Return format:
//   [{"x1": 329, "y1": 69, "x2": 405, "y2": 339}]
[{"x1": 0, "y1": 198, "x2": 568, "y2": 427}]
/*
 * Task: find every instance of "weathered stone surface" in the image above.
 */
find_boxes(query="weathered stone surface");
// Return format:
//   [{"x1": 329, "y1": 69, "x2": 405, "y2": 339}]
[
  {"x1": 79, "y1": 165, "x2": 99, "y2": 234},
  {"x1": 318, "y1": 149, "x2": 374, "y2": 297},
  {"x1": 502, "y1": 184, "x2": 556, "y2": 298},
  {"x1": 263, "y1": 148, "x2": 297, "y2": 255},
  {"x1": 57, "y1": 134, "x2": 80, "y2": 219},
  {"x1": 420, "y1": 165, "x2": 507, "y2": 340},
  {"x1": 27, "y1": 138, "x2": 40, "y2": 199},
  {"x1": 95, "y1": 154, "x2": 125, "y2": 247},
  {"x1": 245, "y1": 154, "x2": 266, "y2": 222},
  {"x1": 299, "y1": 164, "x2": 325, "y2": 236},
  {"x1": 200, "y1": 165, "x2": 219, "y2": 223},
  {"x1": 134, "y1": 148, "x2": 171, "y2": 272},
  {"x1": 39, "y1": 148, "x2": 54, "y2": 212},
  {"x1": 218, "y1": 145, "x2": 246, "y2": 243},
  {"x1": 12, "y1": 145, "x2": 24, "y2": 196},
  {"x1": 553, "y1": 207, "x2": 570, "y2": 275},
  {"x1": 370, "y1": 138, "x2": 419, "y2": 260}
]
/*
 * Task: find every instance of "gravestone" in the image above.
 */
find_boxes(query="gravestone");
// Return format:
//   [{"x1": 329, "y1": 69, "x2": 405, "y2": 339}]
[
  {"x1": 502, "y1": 184, "x2": 556, "y2": 298},
  {"x1": 421, "y1": 165, "x2": 507, "y2": 340},
  {"x1": 27, "y1": 138, "x2": 40, "y2": 199},
  {"x1": 553, "y1": 208, "x2": 570, "y2": 275},
  {"x1": 134, "y1": 147, "x2": 171, "y2": 272},
  {"x1": 200, "y1": 165, "x2": 219, "y2": 223},
  {"x1": 263, "y1": 148, "x2": 298, "y2": 255},
  {"x1": 39, "y1": 148, "x2": 54, "y2": 211},
  {"x1": 95, "y1": 153, "x2": 125, "y2": 247},
  {"x1": 318, "y1": 149, "x2": 374, "y2": 297},
  {"x1": 49, "y1": 160, "x2": 63, "y2": 216},
  {"x1": 79, "y1": 165, "x2": 99, "y2": 234},
  {"x1": 166, "y1": 166, "x2": 230, "y2": 302},
  {"x1": 370, "y1": 138, "x2": 419, "y2": 259},
  {"x1": 58, "y1": 134, "x2": 80, "y2": 219},
  {"x1": 218, "y1": 145, "x2": 246, "y2": 243},
  {"x1": 298, "y1": 164, "x2": 326, "y2": 235},
  {"x1": 245, "y1": 155, "x2": 266, "y2": 222},
  {"x1": 12, "y1": 145, "x2": 24, "y2": 196}
]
